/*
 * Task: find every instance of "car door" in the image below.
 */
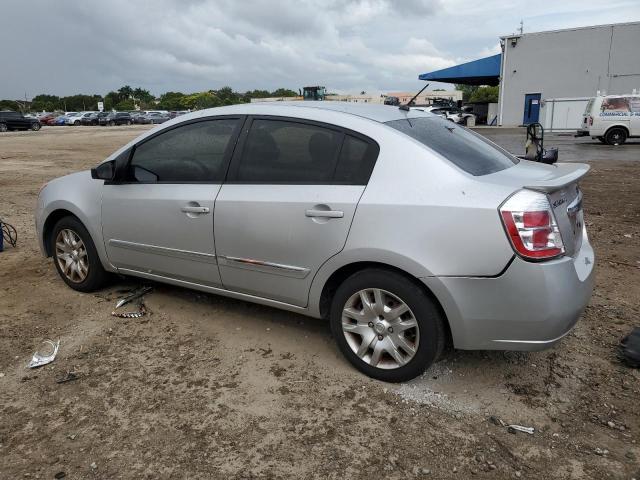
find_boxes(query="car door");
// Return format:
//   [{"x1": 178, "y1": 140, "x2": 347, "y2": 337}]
[
  {"x1": 214, "y1": 116, "x2": 379, "y2": 307},
  {"x1": 628, "y1": 96, "x2": 640, "y2": 136},
  {"x1": 101, "y1": 117, "x2": 243, "y2": 287}
]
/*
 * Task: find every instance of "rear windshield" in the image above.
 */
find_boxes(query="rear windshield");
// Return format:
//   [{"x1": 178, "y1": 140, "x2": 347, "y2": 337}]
[
  {"x1": 385, "y1": 116, "x2": 518, "y2": 176},
  {"x1": 584, "y1": 98, "x2": 595, "y2": 115}
]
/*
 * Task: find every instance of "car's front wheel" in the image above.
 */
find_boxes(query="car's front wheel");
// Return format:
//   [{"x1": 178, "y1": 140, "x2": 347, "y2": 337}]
[
  {"x1": 330, "y1": 268, "x2": 445, "y2": 382},
  {"x1": 0, "y1": 123, "x2": 7, "y2": 132},
  {"x1": 51, "y1": 216, "x2": 109, "y2": 292},
  {"x1": 31, "y1": 122, "x2": 41, "y2": 131}
]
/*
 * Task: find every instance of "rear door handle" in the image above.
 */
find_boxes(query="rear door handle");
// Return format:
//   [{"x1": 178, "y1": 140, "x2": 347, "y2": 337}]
[
  {"x1": 305, "y1": 209, "x2": 344, "y2": 218},
  {"x1": 181, "y1": 206, "x2": 210, "y2": 214}
]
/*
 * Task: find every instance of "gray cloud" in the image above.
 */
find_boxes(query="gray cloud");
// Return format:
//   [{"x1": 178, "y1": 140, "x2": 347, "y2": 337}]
[{"x1": 0, "y1": 0, "x2": 638, "y2": 98}]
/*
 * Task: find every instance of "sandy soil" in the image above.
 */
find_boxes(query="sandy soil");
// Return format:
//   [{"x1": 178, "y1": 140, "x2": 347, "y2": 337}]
[{"x1": 0, "y1": 126, "x2": 638, "y2": 479}]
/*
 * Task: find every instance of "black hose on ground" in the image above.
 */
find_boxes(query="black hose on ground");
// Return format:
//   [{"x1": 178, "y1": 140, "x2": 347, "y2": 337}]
[{"x1": 1, "y1": 217, "x2": 17, "y2": 248}]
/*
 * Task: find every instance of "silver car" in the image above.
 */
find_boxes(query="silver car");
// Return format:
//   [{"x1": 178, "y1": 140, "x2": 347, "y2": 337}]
[{"x1": 36, "y1": 102, "x2": 595, "y2": 382}]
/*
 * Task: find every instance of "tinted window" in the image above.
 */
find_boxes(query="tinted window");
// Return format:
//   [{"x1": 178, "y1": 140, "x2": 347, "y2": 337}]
[
  {"x1": 130, "y1": 119, "x2": 239, "y2": 182},
  {"x1": 236, "y1": 119, "x2": 341, "y2": 183},
  {"x1": 386, "y1": 116, "x2": 518, "y2": 176},
  {"x1": 334, "y1": 135, "x2": 377, "y2": 184}
]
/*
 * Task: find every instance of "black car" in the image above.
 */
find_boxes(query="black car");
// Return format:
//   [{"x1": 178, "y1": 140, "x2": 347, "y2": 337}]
[
  {"x1": 81, "y1": 112, "x2": 103, "y2": 126},
  {"x1": 384, "y1": 96, "x2": 400, "y2": 106},
  {"x1": 98, "y1": 112, "x2": 132, "y2": 126},
  {"x1": 0, "y1": 111, "x2": 41, "y2": 132}
]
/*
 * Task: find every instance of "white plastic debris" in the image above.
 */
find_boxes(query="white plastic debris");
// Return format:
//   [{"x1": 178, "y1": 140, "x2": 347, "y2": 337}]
[
  {"x1": 27, "y1": 339, "x2": 60, "y2": 368},
  {"x1": 508, "y1": 424, "x2": 535, "y2": 435}
]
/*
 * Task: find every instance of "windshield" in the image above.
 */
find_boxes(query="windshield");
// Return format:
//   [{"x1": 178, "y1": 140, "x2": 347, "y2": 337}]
[{"x1": 386, "y1": 116, "x2": 518, "y2": 176}]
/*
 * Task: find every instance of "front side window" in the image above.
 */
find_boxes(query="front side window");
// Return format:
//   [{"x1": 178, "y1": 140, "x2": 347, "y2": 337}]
[
  {"x1": 236, "y1": 119, "x2": 341, "y2": 183},
  {"x1": 386, "y1": 116, "x2": 518, "y2": 176},
  {"x1": 129, "y1": 119, "x2": 239, "y2": 182}
]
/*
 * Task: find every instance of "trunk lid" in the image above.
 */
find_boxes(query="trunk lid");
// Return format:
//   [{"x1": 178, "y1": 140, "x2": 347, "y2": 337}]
[{"x1": 486, "y1": 161, "x2": 590, "y2": 257}]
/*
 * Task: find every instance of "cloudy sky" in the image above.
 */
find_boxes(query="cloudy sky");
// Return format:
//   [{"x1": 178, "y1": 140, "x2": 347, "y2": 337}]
[{"x1": 2, "y1": 0, "x2": 639, "y2": 98}]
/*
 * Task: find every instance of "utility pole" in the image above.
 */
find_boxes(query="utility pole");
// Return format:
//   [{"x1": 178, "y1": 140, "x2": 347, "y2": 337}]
[{"x1": 519, "y1": 20, "x2": 524, "y2": 35}]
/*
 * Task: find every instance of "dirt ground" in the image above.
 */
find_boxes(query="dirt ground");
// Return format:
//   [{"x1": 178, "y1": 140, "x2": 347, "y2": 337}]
[{"x1": 1, "y1": 126, "x2": 638, "y2": 480}]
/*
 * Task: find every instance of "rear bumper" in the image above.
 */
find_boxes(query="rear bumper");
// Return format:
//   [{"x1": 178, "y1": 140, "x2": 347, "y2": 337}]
[{"x1": 422, "y1": 233, "x2": 595, "y2": 351}]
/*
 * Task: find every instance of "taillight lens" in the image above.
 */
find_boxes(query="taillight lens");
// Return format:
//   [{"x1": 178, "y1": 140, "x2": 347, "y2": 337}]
[
  {"x1": 588, "y1": 115, "x2": 593, "y2": 126},
  {"x1": 500, "y1": 190, "x2": 565, "y2": 260}
]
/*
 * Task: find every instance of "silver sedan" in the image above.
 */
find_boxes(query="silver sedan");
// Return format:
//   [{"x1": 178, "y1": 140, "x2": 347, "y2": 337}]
[{"x1": 36, "y1": 102, "x2": 595, "y2": 382}]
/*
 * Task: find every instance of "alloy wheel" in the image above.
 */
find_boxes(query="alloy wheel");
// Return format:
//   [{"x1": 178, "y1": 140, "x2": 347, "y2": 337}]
[
  {"x1": 55, "y1": 229, "x2": 89, "y2": 283},
  {"x1": 341, "y1": 288, "x2": 420, "y2": 369},
  {"x1": 0, "y1": 123, "x2": 7, "y2": 132}
]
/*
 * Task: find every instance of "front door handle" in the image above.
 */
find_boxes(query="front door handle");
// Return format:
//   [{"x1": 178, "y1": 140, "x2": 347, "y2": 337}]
[
  {"x1": 181, "y1": 205, "x2": 210, "y2": 214},
  {"x1": 305, "y1": 209, "x2": 344, "y2": 218}
]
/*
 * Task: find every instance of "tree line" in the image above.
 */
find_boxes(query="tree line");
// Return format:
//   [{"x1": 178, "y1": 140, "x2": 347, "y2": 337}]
[{"x1": 0, "y1": 86, "x2": 299, "y2": 113}]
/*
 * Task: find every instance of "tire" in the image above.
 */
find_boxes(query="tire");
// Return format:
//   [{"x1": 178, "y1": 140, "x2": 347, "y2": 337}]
[
  {"x1": 109, "y1": 120, "x2": 115, "y2": 127},
  {"x1": 126, "y1": 120, "x2": 131, "y2": 126},
  {"x1": 329, "y1": 268, "x2": 445, "y2": 382},
  {"x1": 31, "y1": 122, "x2": 41, "y2": 131},
  {"x1": 50, "y1": 216, "x2": 109, "y2": 292},
  {"x1": 74, "y1": 120, "x2": 80, "y2": 126},
  {"x1": 0, "y1": 123, "x2": 7, "y2": 132},
  {"x1": 605, "y1": 127, "x2": 627, "y2": 145}
]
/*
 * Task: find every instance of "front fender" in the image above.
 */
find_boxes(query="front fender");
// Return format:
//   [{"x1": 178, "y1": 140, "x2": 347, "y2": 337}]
[{"x1": 36, "y1": 171, "x2": 113, "y2": 271}]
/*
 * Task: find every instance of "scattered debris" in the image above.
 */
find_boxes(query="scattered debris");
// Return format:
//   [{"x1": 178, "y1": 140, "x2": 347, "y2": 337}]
[
  {"x1": 594, "y1": 447, "x2": 609, "y2": 456},
  {"x1": 27, "y1": 340, "x2": 60, "y2": 368},
  {"x1": 54, "y1": 472, "x2": 66, "y2": 479},
  {"x1": 618, "y1": 327, "x2": 640, "y2": 367},
  {"x1": 56, "y1": 371, "x2": 79, "y2": 384},
  {"x1": 90, "y1": 462, "x2": 97, "y2": 470},
  {"x1": 489, "y1": 415, "x2": 506, "y2": 427},
  {"x1": 508, "y1": 424, "x2": 535, "y2": 435},
  {"x1": 112, "y1": 286, "x2": 152, "y2": 318}
]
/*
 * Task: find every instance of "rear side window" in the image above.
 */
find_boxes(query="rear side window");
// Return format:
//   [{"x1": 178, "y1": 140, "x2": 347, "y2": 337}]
[
  {"x1": 334, "y1": 135, "x2": 377, "y2": 184},
  {"x1": 236, "y1": 119, "x2": 341, "y2": 183},
  {"x1": 386, "y1": 116, "x2": 518, "y2": 176},
  {"x1": 584, "y1": 98, "x2": 595, "y2": 115},
  {"x1": 130, "y1": 119, "x2": 239, "y2": 182}
]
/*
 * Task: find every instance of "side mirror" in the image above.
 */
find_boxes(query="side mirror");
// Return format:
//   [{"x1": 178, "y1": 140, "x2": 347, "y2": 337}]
[{"x1": 91, "y1": 160, "x2": 115, "y2": 181}]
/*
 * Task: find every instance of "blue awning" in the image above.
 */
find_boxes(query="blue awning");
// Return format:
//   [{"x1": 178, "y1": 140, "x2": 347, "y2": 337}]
[{"x1": 419, "y1": 54, "x2": 501, "y2": 86}]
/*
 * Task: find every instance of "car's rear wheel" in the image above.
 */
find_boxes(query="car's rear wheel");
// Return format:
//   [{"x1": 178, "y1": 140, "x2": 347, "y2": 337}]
[
  {"x1": 0, "y1": 123, "x2": 7, "y2": 132},
  {"x1": 126, "y1": 120, "x2": 131, "y2": 126},
  {"x1": 51, "y1": 216, "x2": 109, "y2": 292},
  {"x1": 74, "y1": 120, "x2": 80, "y2": 126},
  {"x1": 605, "y1": 127, "x2": 627, "y2": 145},
  {"x1": 330, "y1": 268, "x2": 445, "y2": 382},
  {"x1": 31, "y1": 123, "x2": 41, "y2": 131},
  {"x1": 109, "y1": 120, "x2": 115, "y2": 127}
]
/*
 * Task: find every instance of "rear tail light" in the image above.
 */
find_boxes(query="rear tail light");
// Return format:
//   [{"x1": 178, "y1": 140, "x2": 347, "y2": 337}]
[
  {"x1": 588, "y1": 115, "x2": 593, "y2": 126},
  {"x1": 500, "y1": 190, "x2": 565, "y2": 260}
]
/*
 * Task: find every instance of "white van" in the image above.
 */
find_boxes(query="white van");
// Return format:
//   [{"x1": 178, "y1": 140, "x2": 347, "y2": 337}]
[{"x1": 577, "y1": 95, "x2": 640, "y2": 145}]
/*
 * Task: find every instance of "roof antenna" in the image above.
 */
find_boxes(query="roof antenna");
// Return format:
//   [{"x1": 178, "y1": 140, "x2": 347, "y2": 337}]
[{"x1": 399, "y1": 83, "x2": 429, "y2": 111}]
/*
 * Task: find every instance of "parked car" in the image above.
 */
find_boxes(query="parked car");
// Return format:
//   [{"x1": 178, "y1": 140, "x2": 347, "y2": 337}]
[
  {"x1": 80, "y1": 112, "x2": 100, "y2": 126},
  {"x1": 384, "y1": 96, "x2": 400, "y2": 106},
  {"x1": 36, "y1": 103, "x2": 595, "y2": 382},
  {"x1": 98, "y1": 112, "x2": 132, "y2": 126},
  {"x1": 53, "y1": 115, "x2": 68, "y2": 126},
  {"x1": 70, "y1": 112, "x2": 96, "y2": 125},
  {"x1": 577, "y1": 94, "x2": 640, "y2": 145},
  {"x1": 38, "y1": 113, "x2": 59, "y2": 126},
  {"x1": 0, "y1": 110, "x2": 41, "y2": 131},
  {"x1": 139, "y1": 112, "x2": 170, "y2": 124},
  {"x1": 169, "y1": 110, "x2": 189, "y2": 119}
]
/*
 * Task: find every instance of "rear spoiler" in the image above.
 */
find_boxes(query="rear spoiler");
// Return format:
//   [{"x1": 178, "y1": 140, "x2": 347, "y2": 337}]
[{"x1": 524, "y1": 163, "x2": 590, "y2": 193}]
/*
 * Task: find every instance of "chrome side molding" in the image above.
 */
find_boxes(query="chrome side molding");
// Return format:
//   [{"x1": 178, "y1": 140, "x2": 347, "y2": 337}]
[
  {"x1": 218, "y1": 255, "x2": 310, "y2": 279},
  {"x1": 108, "y1": 239, "x2": 218, "y2": 264}
]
